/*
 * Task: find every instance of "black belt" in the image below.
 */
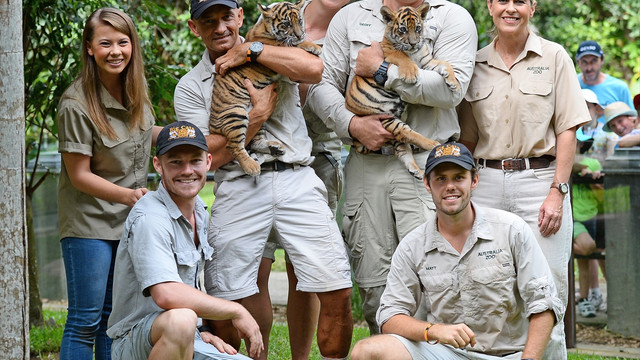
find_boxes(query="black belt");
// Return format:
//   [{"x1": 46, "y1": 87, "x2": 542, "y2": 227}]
[
  {"x1": 479, "y1": 155, "x2": 555, "y2": 171},
  {"x1": 370, "y1": 145, "x2": 427, "y2": 155},
  {"x1": 260, "y1": 160, "x2": 295, "y2": 172}
]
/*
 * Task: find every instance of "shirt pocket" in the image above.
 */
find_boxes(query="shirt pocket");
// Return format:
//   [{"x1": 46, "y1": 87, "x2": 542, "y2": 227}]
[
  {"x1": 341, "y1": 199, "x2": 364, "y2": 258},
  {"x1": 465, "y1": 85, "x2": 496, "y2": 128},
  {"x1": 348, "y1": 30, "x2": 374, "y2": 71},
  {"x1": 419, "y1": 271, "x2": 455, "y2": 312},
  {"x1": 175, "y1": 249, "x2": 201, "y2": 267},
  {"x1": 469, "y1": 265, "x2": 517, "y2": 313},
  {"x1": 175, "y1": 249, "x2": 201, "y2": 288},
  {"x1": 519, "y1": 80, "x2": 554, "y2": 124}
]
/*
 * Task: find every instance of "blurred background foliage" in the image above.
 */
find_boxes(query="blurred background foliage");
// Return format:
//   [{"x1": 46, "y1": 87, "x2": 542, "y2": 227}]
[{"x1": 24, "y1": 0, "x2": 640, "y2": 156}]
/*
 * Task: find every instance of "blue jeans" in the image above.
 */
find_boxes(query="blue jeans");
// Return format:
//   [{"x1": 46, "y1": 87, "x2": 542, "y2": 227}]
[{"x1": 60, "y1": 238, "x2": 118, "y2": 360}]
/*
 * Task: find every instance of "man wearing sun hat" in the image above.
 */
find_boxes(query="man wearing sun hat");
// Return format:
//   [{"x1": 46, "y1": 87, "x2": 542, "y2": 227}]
[
  {"x1": 349, "y1": 142, "x2": 562, "y2": 360},
  {"x1": 108, "y1": 121, "x2": 262, "y2": 360},
  {"x1": 576, "y1": 40, "x2": 634, "y2": 122}
]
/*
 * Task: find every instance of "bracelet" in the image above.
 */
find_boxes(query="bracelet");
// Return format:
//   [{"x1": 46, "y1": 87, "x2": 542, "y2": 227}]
[{"x1": 424, "y1": 322, "x2": 439, "y2": 344}]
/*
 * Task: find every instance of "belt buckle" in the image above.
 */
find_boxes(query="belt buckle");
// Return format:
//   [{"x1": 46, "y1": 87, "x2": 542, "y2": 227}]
[
  {"x1": 501, "y1": 158, "x2": 518, "y2": 171},
  {"x1": 274, "y1": 160, "x2": 286, "y2": 171},
  {"x1": 380, "y1": 146, "x2": 394, "y2": 156}
]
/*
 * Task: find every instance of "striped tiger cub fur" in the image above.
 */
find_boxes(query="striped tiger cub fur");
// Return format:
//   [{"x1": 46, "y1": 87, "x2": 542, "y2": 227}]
[
  {"x1": 345, "y1": 3, "x2": 461, "y2": 180},
  {"x1": 209, "y1": 0, "x2": 321, "y2": 176}
]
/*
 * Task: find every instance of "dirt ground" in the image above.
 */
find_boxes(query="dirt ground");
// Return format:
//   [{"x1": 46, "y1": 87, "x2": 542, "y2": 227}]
[{"x1": 576, "y1": 322, "x2": 640, "y2": 348}]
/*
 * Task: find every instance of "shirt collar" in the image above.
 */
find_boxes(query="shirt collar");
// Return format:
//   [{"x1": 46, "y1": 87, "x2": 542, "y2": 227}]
[
  {"x1": 99, "y1": 84, "x2": 128, "y2": 111},
  {"x1": 424, "y1": 202, "x2": 495, "y2": 254},
  {"x1": 199, "y1": 50, "x2": 215, "y2": 82},
  {"x1": 478, "y1": 31, "x2": 543, "y2": 68},
  {"x1": 157, "y1": 182, "x2": 185, "y2": 220}
]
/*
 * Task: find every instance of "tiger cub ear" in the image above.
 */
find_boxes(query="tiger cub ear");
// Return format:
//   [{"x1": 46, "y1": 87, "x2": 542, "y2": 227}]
[
  {"x1": 417, "y1": 2, "x2": 430, "y2": 19},
  {"x1": 380, "y1": 5, "x2": 395, "y2": 24},
  {"x1": 294, "y1": 0, "x2": 305, "y2": 8},
  {"x1": 257, "y1": 3, "x2": 270, "y2": 14}
]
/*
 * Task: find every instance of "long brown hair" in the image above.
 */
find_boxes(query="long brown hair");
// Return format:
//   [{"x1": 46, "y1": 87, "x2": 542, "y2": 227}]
[{"x1": 80, "y1": 8, "x2": 152, "y2": 139}]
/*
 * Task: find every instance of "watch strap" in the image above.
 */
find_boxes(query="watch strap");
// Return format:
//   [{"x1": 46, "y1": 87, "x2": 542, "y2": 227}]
[{"x1": 374, "y1": 61, "x2": 389, "y2": 86}]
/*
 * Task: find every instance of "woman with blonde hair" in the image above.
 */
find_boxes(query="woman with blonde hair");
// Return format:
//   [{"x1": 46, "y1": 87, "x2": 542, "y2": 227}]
[
  {"x1": 458, "y1": 0, "x2": 590, "y2": 358},
  {"x1": 57, "y1": 7, "x2": 158, "y2": 359}
]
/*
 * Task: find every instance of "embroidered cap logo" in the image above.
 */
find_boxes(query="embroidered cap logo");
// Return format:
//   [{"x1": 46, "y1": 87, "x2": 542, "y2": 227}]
[
  {"x1": 435, "y1": 144, "x2": 461, "y2": 158},
  {"x1": 169, "y1": 125, "x2": 197, "y2": 141}
]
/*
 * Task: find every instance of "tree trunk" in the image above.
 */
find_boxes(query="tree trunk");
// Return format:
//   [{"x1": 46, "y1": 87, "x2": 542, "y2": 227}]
[
  {"x1": 27, "y1": 194, "x2": 44, "y2": 327},
  {"x1": 0, "y1": 0, "x2": 29, "y2": 358}
]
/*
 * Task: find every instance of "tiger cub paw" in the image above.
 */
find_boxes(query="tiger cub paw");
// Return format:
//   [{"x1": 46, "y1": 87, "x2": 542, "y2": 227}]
[
  {"x1": 239, "y1": 158, "x2": 261, "y2": 176},
  {"x1": 301, "y1": 41, "x2": 322, "y2": 56},
  {"x1": 437, "y1": 64, "x2": 461, "y2": 94},
  {"x1": 267, "y1": 141, "x2": 285, "y2": 156},
  {"x1": 397, "y1": 63, "x2": 420, "y2": 84},
  {"x1": 408, "y1": 167, "x2": 424, "y2": 180}
]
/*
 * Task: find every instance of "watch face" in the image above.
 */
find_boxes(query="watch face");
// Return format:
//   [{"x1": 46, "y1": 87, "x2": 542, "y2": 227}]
[
  {"x1": 249, "y1": 41, "x2": 263, "y2": 53},
  {"x1": 560, "y1": 183, "x2": 569, "y2": 194}
]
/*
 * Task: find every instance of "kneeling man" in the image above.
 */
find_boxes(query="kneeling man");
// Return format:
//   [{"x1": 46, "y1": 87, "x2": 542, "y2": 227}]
[
  {"x1": 351, "y1": 142, "x2": 564, "y2": 360},
  {"x1": 107, "y1": 121, "x2": 262, "y2": 360}
]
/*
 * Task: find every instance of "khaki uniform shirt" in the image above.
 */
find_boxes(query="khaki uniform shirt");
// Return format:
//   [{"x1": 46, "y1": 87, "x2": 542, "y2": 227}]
[
  {"x1": 107, "y1": 183, "x2": 212, "y2": 339},
  {"x1": 174, "y1": 49, "x2": 313, "y2": 182},
  {"x1": 459, "y1": 32, "x2": 590, "y2": 159},
  {"x1": 57, "y1": 80, "x2": 154, "y2": 240},
  {"x1": 377, "y1": 204, "x2": 564, "y2": 356},
  {"x1": 307, "y1": 0, "x2": 478, "y2": 145}
]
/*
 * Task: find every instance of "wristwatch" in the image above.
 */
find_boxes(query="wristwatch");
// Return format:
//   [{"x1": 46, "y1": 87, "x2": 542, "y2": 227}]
[
  {"x1": 247, "y1": 41, "x2": 263, "y2": 63},
  {"x1": 373, "y1": 61, "x2": 389, "y2": 86},
  {"x1": 550, "y1": 182, "x2": 569, "y2": 195}
]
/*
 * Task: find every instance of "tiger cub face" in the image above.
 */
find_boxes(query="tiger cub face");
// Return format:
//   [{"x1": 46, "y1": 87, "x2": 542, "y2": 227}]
[
  {"x1": 381, "y1": 3, "x2": 430, "y2": 53},
  {"x1": 259, "y1": 0, "x2": 306, "y2": 47}
]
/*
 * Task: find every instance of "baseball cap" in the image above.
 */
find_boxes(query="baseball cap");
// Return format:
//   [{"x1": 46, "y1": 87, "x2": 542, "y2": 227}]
[
  {"x1": 602, "y1": 102, "x2": 638, "y2": 133},
  {"x1": 425, "y1": 142, "x2": 475, "y2": 176},
  {"x1": 581, "y1": 89, "x2": 601, "y2": 107},
  {"x1": 576, "y1": 40, "x2": 604, "y2": 60},
  {"x1": 634, "y1": 94, "x2": 640, "y2": 112},
  {"x1": 156, "y1": 121, "x2": 209, "y2": 156},
  {"x1": 191, "y1": 0, "x2": 238, "y2": 19}
]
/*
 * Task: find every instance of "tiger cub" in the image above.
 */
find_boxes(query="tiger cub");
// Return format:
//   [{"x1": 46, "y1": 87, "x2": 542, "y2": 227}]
[
  {"x1": 209, "y1": 0, "x2": 322, "y2": 176},
  {"x1": 345, "y1": 3, "x2": 461, "y2": 180}
]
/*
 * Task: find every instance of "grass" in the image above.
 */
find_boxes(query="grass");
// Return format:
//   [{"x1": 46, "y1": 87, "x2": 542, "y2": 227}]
[
  {"x1": 30, "y1": 308, "x2": 629, "y2": 360},
  {"x1": 30, "y1": 309, "x2": 66, "y2": 358},
  {"x1": 198, "y1": 181, "x2": 216, "y2": 209}
]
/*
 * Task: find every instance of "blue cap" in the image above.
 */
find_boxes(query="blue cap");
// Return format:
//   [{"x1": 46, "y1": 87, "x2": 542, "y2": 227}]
[{"x1": 576, "y1": 40, "x2": 604, "y2": 60}]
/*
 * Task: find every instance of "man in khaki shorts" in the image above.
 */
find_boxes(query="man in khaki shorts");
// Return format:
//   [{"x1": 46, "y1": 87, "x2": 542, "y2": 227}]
[
  {"x1": 173, "y1": 0, "x2": 353, "y2": 359},
  {"x1": 306, "y1": 0, "x2": 478, "y2": 334},
  {"x1": 350, "y1": 142, "x2": 563, "y2": 360}
]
